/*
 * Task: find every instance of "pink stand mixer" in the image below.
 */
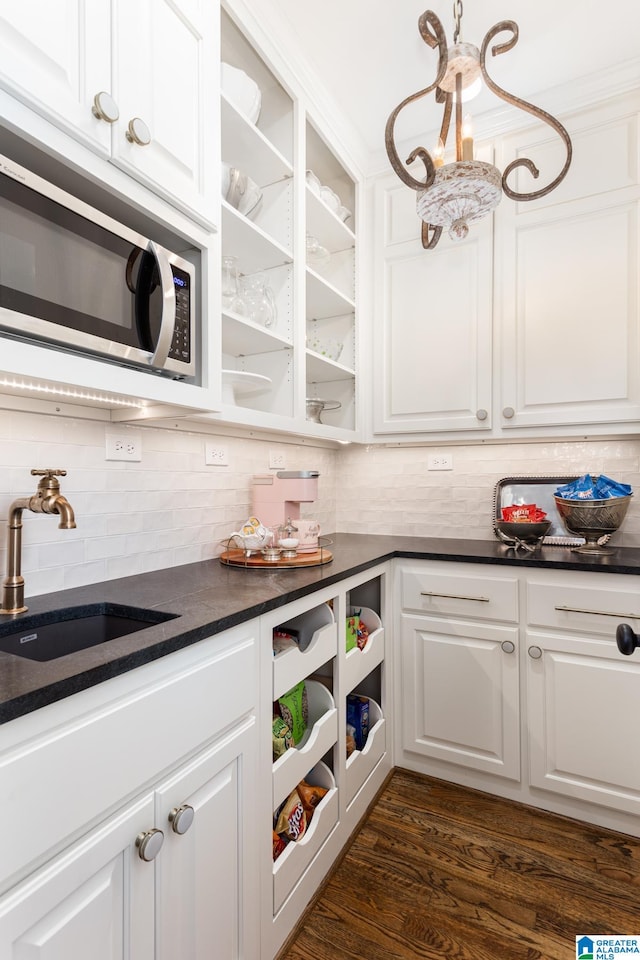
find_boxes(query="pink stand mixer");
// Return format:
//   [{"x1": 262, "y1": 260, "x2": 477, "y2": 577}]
[{"x1": 252, "y1": 471, "x2": 320, "y2": 548}]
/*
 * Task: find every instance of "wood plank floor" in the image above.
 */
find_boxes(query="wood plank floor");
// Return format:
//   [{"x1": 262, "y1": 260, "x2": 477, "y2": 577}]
[{"x1": 281, "y1": 770, "x2": 640, "y2": 960}]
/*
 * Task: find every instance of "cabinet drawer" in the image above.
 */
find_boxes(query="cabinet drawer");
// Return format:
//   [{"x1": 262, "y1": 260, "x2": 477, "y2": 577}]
[
  {"x1": 527, "y1": 576, "x2": 640, "y2": 636},
  {"x1": 272, "y1": 762, "x2": 338, "y2": 915},
  {"x1": 343, "y1": 608, "x2": 384, "y2": 694},
  {"x1": 272, "y1": 681, "x2": 337, "y2": 808},
  {"x1": 345, "y1": 699, "x2": 386, "y2": 806},
  {"x1": 401, "y1": 565, "x2": 518, "y2": 623},
  {"x1": 273, "y1": 617, "x2": 336, "y2": 701}
]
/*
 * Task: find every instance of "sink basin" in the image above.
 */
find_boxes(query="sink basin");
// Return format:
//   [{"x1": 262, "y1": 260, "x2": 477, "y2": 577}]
[{"x1": 0, "y1": 603, "x2": 179, "y2": 662}]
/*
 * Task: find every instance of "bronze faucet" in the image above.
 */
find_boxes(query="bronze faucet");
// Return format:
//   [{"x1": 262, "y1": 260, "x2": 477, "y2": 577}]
[{"x1": 1, "y1": 469, "x2": 76, "y2": 615}]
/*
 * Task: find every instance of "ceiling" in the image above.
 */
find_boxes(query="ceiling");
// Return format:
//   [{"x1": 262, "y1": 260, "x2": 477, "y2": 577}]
[{"x1": 247, "y1": 0, "x2": 640, "y2": 170}]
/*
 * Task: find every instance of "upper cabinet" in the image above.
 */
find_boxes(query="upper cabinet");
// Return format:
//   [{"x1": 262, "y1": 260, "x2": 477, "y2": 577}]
[
  {"x1": 210, "y1": 4, "x2": 360, "y2": 441},
  {"x1": 0, "y1": 0, "x2": 217, "y2": 227},
  {"x1": 372, "y1": 89, "x2": 640, "y2": 443}
]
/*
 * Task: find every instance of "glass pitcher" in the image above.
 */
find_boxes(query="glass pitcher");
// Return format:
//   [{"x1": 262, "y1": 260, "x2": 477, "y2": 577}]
[
  {"x1": 221, "y1": 256, "x2": 246, "y2": 315},
  {"x1": 239, "y1": 273, "x2": 277, "y2": 328}
]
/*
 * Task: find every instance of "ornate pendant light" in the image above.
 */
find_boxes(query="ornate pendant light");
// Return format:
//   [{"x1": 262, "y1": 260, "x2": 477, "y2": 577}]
[{"x1": 385, "y1": 2, "x2": 573, "y2": 249}]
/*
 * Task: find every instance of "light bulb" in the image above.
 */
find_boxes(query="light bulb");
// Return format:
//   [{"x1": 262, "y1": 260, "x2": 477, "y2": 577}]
[
  {"x1": 433, "y1": 137, "x2": 445, "y2": 168},
  {"x1": 461, "y1": 114, "x2": 474, "y2": 161}
]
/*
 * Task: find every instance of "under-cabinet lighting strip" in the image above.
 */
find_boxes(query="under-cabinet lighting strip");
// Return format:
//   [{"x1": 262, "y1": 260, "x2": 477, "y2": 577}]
[{"x1": 0, "y1": 377, "x2": 143, "y2": 408}]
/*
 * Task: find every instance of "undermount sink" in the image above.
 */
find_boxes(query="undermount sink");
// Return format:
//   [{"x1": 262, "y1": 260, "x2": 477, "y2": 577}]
[{"x1": 0, "y1": 603, "x2": 179, "y2": 662}]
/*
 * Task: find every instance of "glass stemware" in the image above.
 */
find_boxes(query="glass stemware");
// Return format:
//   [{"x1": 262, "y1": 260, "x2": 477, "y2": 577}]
[
  {"x1": 239, "y1": 273, "x2": 277, "y2": 328},
  {"x1": 221, "y1": 256, "x2": 246, "y2": 315}
]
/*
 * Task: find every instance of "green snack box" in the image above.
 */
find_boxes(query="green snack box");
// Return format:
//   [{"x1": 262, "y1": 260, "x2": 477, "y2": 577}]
[{"x1": 346, "y1": 614, "x2": 360, "y2": 652}]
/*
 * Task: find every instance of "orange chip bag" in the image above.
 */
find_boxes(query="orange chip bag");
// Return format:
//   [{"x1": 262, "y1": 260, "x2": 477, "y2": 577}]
[
  {"x1": 274, "y1": 789, "x2": 307, "y2": 842},
  {"x1": 297, "y1": 779, "x2": 328, "y2": 822},
  {"x1": 502, "y1": 504, "x2": 537, "y2": 522}
]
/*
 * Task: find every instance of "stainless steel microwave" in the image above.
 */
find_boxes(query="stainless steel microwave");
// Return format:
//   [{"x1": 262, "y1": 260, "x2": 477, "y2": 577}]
[{"x1": 0, "y1": 153, "x2": 195, "y2": 378}]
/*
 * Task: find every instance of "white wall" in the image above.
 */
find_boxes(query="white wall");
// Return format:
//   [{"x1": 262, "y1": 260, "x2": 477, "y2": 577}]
[
  {"x1": 0, "y1": 409, "x2": 338, "y2": 599},
  {"x1": 336, "y1": 438, "x2": 640, "y2": 545},
  {"x1": 1, "y1": 409, "x2": 639, "y2": 601}
]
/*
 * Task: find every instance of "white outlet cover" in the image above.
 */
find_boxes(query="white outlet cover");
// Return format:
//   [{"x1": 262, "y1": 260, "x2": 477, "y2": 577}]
[{"x1": 105, "y1": 432, "x2": 142, "y2": 461}]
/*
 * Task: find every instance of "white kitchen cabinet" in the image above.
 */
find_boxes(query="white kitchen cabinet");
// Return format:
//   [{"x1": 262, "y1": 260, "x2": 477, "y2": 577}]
[
  {"x1": 260, "y1": 565, "x2": 392, "y2": 958},
  {"x1": 372, "y1": 88, "x2": 640, "y2": 442},
  {"x1": 371, "y1": 159, "x2": 493, "y2": 438},
  {"x1": 494, "y1": 93, "x2": 640, "y2": 433},
  {"x1": 397, "y1": 562, "x2": 521, "y2": 780},
  {"x1": 525, "y1": 572, "x2": 640, "y2": 817},
  {"x1": 0, "y1": 0, "x2": 217, "y2": 226},
  {"x1": 208, "y1": 3, "x2": 360, "y2": 440},
  {"x1": 0, "y1": 623, "x2": 259, "y2": 959}
]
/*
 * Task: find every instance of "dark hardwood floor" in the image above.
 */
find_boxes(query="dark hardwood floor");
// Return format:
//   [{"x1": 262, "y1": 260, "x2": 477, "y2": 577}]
[{"x1": 281, "y1": 770, "x2": 640, "y2": 960}]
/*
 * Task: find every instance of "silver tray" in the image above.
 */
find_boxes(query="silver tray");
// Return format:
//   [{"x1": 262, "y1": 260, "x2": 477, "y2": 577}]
[{"x1": 493, "y1": 476, "x2": 587, "y2": 546}]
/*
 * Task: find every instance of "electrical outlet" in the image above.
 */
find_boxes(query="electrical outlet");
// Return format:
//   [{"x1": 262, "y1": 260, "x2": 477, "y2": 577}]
[
  {"x1": 427, "y1": 453, "x2": 453, "y2": 471},
  {"x1": 105, "y1": 432, "x2": 142, "y2": 461},
  {"x1": 269, "y1": 450, "x2": 286, "y2": 470},
  {"x1": 205, "y1": 443, "x2": 229, "y2": 466}
]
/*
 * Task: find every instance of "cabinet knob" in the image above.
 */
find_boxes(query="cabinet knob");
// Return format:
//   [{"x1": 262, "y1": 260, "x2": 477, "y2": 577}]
[
  {"x1": 616, "y1": 623, "x2": 640, "y2": 656},
  {"x1": 502, "y1": 406, "x2": 515, "y2": 420},
  {"x1": 91, "y1": 91, "x2": 119, "y2": 124},
  {"x1": 501, "y1": 640, "x2": 515, "y2": 654},
  {"x1": 168, "y1": 804, "x2": 195, "y2": 835},
  {"x1": 475, "y1": 408, "x2": 488, "y2": 421},
  {"x1": 126, "y1": 117, "x2": 152, "y2": 146},
  {"x1": 527, "y1": 645, "x2": 543, "y2": 660},
  {"x1": 135, "y1": 828, "x2": 164, "y2": 861}
]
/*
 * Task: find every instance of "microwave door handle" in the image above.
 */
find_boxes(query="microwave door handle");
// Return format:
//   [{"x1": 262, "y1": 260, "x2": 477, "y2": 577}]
[{"x1": 147, "y1": 241, "x2": 176, "y2": 369}]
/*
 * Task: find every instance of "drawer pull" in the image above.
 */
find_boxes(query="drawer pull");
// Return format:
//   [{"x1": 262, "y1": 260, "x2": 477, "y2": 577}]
[
  {"x1": 421, "y1": 591, "x2": 490, "y2": 603},
  {"x1": 169, "y1": 804, "x2": 195, "y2": 835},
  {"x1": 501, "y1": 640, "x2": 515, "y2": 654},
  {"x1": 555, "y1": 604, "x2": 640, "y2": 620},
  {"x1": 528, "y1": 645, "x2": 543, "y2": 660}
]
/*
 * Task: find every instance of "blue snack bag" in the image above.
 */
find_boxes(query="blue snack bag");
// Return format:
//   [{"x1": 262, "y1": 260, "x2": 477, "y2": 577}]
[
  {"x1": 593, "y1": 475, "x2": 632, "y2": 499},
  {"x1": 555, "y1": 475, "x2": 595, "y2": 500}
]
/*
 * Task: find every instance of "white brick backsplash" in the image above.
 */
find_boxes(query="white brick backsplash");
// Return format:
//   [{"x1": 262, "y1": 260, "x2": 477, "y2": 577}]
[{"x1": 2, "y1": 411, "x2": 640, "y2": 601}]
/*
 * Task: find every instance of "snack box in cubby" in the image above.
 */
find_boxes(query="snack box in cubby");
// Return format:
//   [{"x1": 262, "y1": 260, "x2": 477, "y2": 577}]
[
  {"x1": 344, "y1": 606, "x2": 384, "y2": 693},
  {"x1": 345, "y1": 697, "x2": 385, "y2": 807},
  {"x1": 273, "y1": 603, "x2": 336, "y2": 700},
  {"x1": 272, "y1": 761, "x2": 338, "y2": 913},
  {"x1": 273, "y1": 680, "x2": 337, "y2": 808}
]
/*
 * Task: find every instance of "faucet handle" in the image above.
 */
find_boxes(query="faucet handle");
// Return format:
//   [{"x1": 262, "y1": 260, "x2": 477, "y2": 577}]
[{"x1": 31, "y1": 469, "x2": 67, "y2": 477}]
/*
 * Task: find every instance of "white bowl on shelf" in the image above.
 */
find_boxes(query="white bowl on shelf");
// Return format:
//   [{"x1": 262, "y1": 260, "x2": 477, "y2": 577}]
[
  {"x1": 221, "y1": 369, "x2": 272, "y2": 404},
  {"x1": 221, "y1": 62, "x2": 262, "y2": 124},
  {"x1": 306, "y1": 170, "x2": 322, "y2": 196},
  {"x1": 320, "y1": 185, "x2": 340, "y2": 213}
]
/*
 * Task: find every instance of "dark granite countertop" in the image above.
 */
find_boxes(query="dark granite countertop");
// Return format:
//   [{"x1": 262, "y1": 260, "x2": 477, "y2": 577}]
[{"x1": 2, "y1": 533, "x2": 640, "y2": 724}]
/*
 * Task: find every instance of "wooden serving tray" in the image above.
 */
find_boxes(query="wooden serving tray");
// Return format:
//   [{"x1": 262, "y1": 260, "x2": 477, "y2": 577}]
[{"x1": 219, "y1": 548, "x2": 333, "y2": 569}]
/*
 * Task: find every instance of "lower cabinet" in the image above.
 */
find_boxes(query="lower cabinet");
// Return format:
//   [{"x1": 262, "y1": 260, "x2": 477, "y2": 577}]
[
  {"x1": 0, "y1": 623, "x2": 259, "y2": 960},
  {"x1": 263, "y1": 564, "x2": 392, "y2": 957},
  {"x1": 395, "y1": 561, "x2": 640, "y2": 837},
  {"x1": 525, "y1": 572, "x2": 640, "y2": 818}
]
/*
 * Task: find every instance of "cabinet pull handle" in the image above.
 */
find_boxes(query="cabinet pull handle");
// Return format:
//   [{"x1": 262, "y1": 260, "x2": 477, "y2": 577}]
[
  {"x1": 421, "y1": 591, "x2": 490, "y2": 603},
  {"x1": 475, "y1": 408, "x2": 488, "y2": 421},
  {"x1": 501, "y1": 640, "x2": 515, "y2": 654},
  {"x1": 554, "y1": 604, "x2": 640, "y2": 620},
  {"x1": 169, "y1": 804, "x2": 195, "y2": 835},
  {"x1": 135, "y1": 828, "x2": 164, "y2": 861},
  {"x1": 528, "y1": 645, "x2": 543, "y2": 660},
  {"x1": 502, "y1": 406, "x2": 515, "y2": 419},
  {"x1": 91, "y1": 91, "x2": 119, "y2": 123},
  {"x1": 126, "y1": 116, "x2": 152, "y2": 146}
]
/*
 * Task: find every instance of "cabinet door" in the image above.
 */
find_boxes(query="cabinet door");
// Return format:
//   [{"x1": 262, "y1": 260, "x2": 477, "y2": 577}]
[
  {"x1": 400, "y1": 614, "x2": 520, "y2": 780},
  {"x1": 372, "y1": 174, "x2": 493, "y2": 436},
  {"x1": 111, "y1": 0, "x2": 216, "y2": 224},
  {"x1": 0, "y1": 0, "x2": 111, "y2": 152},
  {"x1": 495, "y1": 99, "x2": 640, "y2": 431},
  {"x1": 154, "y1": 716, "x2": 258, "y2": 960},
  {"x1": 0, "y1": 794, "x2": 155, "y2": 959},
  {"x1": 526, "y1": 630, "x2": 640, "y2": 815}
]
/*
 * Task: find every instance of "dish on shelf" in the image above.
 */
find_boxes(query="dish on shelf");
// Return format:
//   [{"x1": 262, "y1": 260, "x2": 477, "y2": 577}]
[
  {"x1": 221, "y1": 163, "x2": 262, "y2": 218},
  {"x1": 305, "y1": 398, "x2": 341, "y2": 423},
  {"x1": 320, "y1": 185, "x2": 340, "y2": 213},
  {"x1": 337, "y1": 204, "x2": 353, "y2": 224},
  {"x1": 221, "y1": 369, "x2": 272, "y2": 404},
  {"x1": 221, "y1": 62, "x2": 261, "y2": 124},
  {"x1": 306, "y1": 336, "x2": 343, "y2": 362},
  {"x1": 306, "y1": 170, "x2": 322, "y2": 196}
]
